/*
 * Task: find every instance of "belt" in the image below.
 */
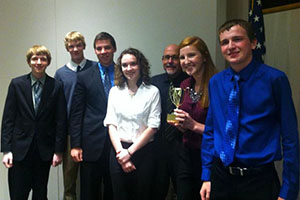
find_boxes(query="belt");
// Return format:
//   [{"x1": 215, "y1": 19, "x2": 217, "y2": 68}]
[
  {"x1": 215, "y1": 158, "x2": 275, "y2": 176},
  {"x1": 228, "y1": 166, "x2": 249, "y2": 176}
]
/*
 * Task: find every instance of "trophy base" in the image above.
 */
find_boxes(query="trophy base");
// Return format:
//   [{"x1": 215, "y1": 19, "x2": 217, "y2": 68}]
[{"x1": 167, "y1": 113, "x2": 178, "y2": 123}]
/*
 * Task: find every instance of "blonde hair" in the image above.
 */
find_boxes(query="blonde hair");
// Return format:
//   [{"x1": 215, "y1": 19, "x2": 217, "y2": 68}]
[
  {"x1": 26, "y1": 45, "x2": 51, "y2": 65},
  {"x1": 64, "y1": 31, "x2": 86, "y2": 50}
]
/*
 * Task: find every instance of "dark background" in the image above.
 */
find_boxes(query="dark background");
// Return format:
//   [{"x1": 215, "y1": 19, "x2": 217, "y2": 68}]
[{"x1": 262, "y1": 0, "x2": 300, "y2": 9}]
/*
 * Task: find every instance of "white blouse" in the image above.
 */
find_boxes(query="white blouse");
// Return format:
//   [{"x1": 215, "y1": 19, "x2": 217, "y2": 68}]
[{"x1": 104, "y1": 83, "x2": 161, "y2": 143}]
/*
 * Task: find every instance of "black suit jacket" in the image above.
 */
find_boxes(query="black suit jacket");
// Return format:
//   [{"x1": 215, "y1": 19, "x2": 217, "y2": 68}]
[
  {"x1": 1, "y1": 73, "x2": 67, "y2": 161},
  {"x1": 151, "y1": 72, "x2": 188, "y2": 142},
  {"x1": 69, "y1": 63, "x2": 110, "y2": 162}
]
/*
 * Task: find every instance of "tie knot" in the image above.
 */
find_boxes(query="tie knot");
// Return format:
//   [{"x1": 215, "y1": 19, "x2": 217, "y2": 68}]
[
  {"x1": 77, "y1": 66, "x2": 81, "y2": 72},
  {"x1": 234, "y1": 75, "x2": 240, "y2": 82},
  {"x1": 34, "y1": 80, "x2": 41, "y2": 89},
  {"x1": 104, "y1": 67, "x2": 109, "y2": 74}
]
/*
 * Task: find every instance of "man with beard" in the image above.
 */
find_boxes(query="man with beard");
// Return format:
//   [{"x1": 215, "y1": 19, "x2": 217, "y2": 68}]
[
  {"x1": 151, "y1": 44, "x2": 188, "y2": 200},
  {"x1": 69, "y1": 32, "x2": 116, "y2": 200}
]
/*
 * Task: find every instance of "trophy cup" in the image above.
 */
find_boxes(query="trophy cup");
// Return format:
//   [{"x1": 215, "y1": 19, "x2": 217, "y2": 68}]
[{"x1": 167, "y1": 86, "x2": 184, "y2": 123}]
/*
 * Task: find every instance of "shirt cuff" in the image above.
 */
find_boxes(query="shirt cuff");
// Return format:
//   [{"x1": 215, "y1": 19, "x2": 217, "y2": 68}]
[
  {"x1": 279, "y1": 182, "x2": 299, "y2": 200},
  {"x1": 201, "y1": 167, "x2": 211, "y2": 181}
]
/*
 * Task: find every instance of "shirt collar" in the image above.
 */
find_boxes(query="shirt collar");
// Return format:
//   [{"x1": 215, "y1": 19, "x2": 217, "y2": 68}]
[
  {"x1": 125, "y1": 81, "x2": 146, "y2": 89},
  {"x1": 30, "y1": 73, "x2": 46, "y2": 86},
  {"x1": 67, "y1": 58, "x2": 87, "y2": 72},
  {"x1": 165, "y1": 71, "x2": 188, "y2": 87},
  {"x1": 99, "y1": 62, "x2": 115, "y2": 73},
  {"x1": 228, "y1": 58, "x2": 258, "y2": 81}
]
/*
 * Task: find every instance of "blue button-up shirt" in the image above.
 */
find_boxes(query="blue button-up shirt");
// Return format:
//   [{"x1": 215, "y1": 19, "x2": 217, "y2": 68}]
[
  {"x1": 98, "y1": 62, "x2": 114, "y2": 87},
  {"x1": 201, "y1": 59, "x2": 299, "y2": 199}
]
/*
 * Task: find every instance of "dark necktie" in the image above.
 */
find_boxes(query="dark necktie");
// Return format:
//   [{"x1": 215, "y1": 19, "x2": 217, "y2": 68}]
[
  {"x1": 104, "y1": 68, "x2": 111, "y2": 97},
  {"x1": 76, "y1": 65, "x2": 81, "y2": 72},
  {"x1": 163, "y1": 82, "x2": 177, "y2": 142},
  {"x1": 221, "y1": 74, "x2": 240, "y2": 166},
  {"x1": 34, "y1": 81, "x2": 42, "y2": 113}
]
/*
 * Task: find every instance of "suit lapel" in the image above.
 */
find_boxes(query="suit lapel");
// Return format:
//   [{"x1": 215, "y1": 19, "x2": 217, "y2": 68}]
[
  {"x1": 93, "y1": 65, "x2": 108, "y2": 103},
  {"x1": 37, "y1": 75, "x2": 54, "y2": 116},
  {"x1": 23, "y1": 74, "x2": 36, "y2": 117}
]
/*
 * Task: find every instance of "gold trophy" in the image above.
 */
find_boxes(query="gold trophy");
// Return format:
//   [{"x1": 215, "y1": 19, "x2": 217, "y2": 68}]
[{"x1": 167, "y1": 86, "x2": 184, "y2": 123}]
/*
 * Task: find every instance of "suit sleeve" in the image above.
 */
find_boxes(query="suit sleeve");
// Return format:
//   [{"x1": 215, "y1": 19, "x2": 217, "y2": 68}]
[
  {"x1": 69, "y1": 74, "x2": 86, "y2": 148},
  {"x1": 54, "y1": 82, "x2": 67, "y2": 153},
  {"x1": 1, "y1": 80, "x2": 17, "y2": 152},
  {"x1": 103, "y1": 87, "x2": 117, "y2": 127}
]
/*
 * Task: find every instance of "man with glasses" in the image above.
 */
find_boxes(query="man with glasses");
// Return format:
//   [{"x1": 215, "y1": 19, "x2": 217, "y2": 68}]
[{"x1": 151, "y1": 44, "x2": 188, "y2": 200}]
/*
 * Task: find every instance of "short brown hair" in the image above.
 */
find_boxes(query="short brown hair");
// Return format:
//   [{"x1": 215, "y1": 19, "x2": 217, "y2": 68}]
[
  {"x1": 218, "y1": 19, "x2": 255, "y2": 42},
  {"x1": 93, "y1": 32, "x2": 116, "y2": 50},
  {"x1": 26, "y1": 45, "x2": 51, "y2": 65}
]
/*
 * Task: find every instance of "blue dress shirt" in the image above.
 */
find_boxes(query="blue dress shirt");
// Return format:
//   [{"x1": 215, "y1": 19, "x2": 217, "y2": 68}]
[
  {"x1": 98, "y1": 62, "x2": 114, "y2": 87},
  {"x1": 201, "y1": 59, "x2": 299, "y2": 199}
]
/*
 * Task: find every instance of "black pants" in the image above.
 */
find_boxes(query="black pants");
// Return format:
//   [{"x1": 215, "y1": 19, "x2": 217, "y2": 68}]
[
  {"x1": 177, "y1": 146, "x2": 202, "y2": 200},
  {"x1": 151, "y1": 139, "x2": 181, "y2": 200},
  {"x1": 80, "y1": 138, "x2": 113, "y2": 200},
  {"x1": 8, "y1": 143, "x2": 51, "y2": 200},
  {"x1": 110, "y1": 142, "x2": 155, "y2": 200},
  {"x1": 211, "y1": 158, "x2": 280, "y2": 200}
]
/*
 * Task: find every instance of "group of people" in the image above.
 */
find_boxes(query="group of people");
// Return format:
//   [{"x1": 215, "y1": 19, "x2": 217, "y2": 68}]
[{"x1": 1, "y1": 18, "x2": 299, "y2": 200}]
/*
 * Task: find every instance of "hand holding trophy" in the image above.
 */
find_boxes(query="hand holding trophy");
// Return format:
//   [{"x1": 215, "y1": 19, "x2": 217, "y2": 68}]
[{"x1": 167, "y1": 85, "x2": 184, "y2": 123}]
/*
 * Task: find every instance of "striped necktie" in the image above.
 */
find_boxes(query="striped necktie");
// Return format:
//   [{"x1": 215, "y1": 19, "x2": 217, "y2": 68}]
[
  {"x1": 220, "y1": 74, "x2": 240, "y2": 166},
  {"x1": 34, "y1": 81, "x2": 42, "y2": 113},
  {"x1": 104, "y1": 68, "x2": 111, "y2": 97},
  {"x1": 163, "y1": 82, "x2": 177, "y2": 141}
]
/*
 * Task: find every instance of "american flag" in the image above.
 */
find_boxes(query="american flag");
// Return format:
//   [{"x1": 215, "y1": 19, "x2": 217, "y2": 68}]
[{"x1": 248, "y1": 0, "x2": 266, "y2": 63}]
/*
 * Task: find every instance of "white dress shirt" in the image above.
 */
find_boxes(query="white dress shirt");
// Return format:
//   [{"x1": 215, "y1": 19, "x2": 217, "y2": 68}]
[
  {"x1": 104, "y1": 83, "x2": 161, "y2": 143},
  {"x1": 66, "y1": 58, "x2": 87, "y2": 72}
]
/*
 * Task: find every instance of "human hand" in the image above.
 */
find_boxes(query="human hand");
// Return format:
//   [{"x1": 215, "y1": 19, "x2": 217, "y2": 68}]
[
  {"x1": 167, "y1": 109, "x2": 189, "y2": 133},
  {"x1": 116, "y1": 149, "x2": 131, "y2": 165},
  {"x1": 174, "y1": 108, "x2": 195, "y2": 130},
  {"x1": 167, "y1": 109, "x2": 185, "y2": 131},
  {"x1": 2, "y1": 152, "x2": 13, "y2": 168},
  {"x1": 52, "y1": 153, "x2": 62, "y2": 167},
  {"x1": 70, "y1": 147, "x2": 83, "y2": 162},
  {"x1": 200, "y1": 181, "x2": 211, "y2": 200},
  {"x1": 121, "y1": 160, "x2": 136, "y2": 173},
  {"x1": 277, "y1": 197, "x2": 285, "y2": 200}
]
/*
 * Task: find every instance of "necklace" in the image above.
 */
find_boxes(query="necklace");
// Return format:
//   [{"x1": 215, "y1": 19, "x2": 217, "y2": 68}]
[{"x1": 185, "y1": 87, "x2": 203, "y2": 103}]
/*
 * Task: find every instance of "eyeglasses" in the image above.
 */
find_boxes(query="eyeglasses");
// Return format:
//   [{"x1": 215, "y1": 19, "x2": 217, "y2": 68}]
[{"x1": 162, "y1": 55, "x2": 179, "y2": 60}]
